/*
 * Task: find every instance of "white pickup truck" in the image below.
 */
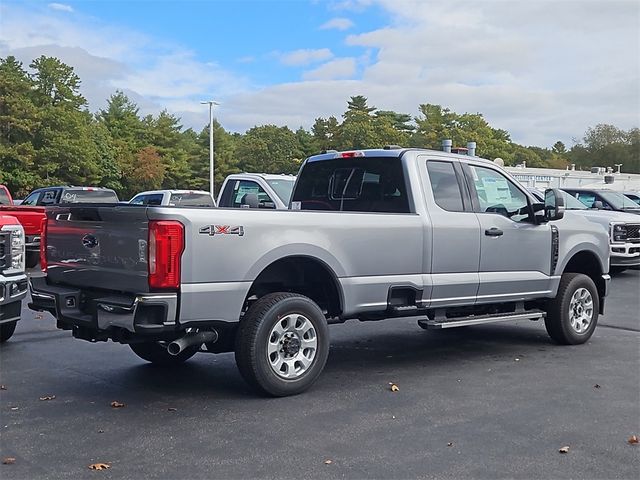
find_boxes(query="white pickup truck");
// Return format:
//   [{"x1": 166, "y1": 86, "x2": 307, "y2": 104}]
[
  {"x1": 30, "y1": 148, "x2": 610, "y2": 396},
  {"x1": 217, "y1": 173, "x2": 295, "y2": 209}
]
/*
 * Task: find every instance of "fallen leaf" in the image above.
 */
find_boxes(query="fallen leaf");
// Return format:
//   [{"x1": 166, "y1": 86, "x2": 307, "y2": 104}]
[
  {"x1": 515, "y1": 358, "x2": 520, "y2": 362},
  {"x1": 559, "y1": 446, "x2": 570, "y2": 454},
  {"x1": 628, "y1": 435, "x2": 639, "y2": 445},
  {"x1": 0, "y1": 385, "x2": 6, "y2": 390},
  {"x1": 324, "y1": 459, "x2": 332, "y2": 465},
  {"x1": 10, "y1": 407, "x2": 18, "y2": 411},
  {"x1": 97, "y1": 429, "x2": 104, "y2": 434},
  {"x1": 447, "y1": 442, "x2": 454, "y2": 447},
  {"x1": 110, "y1": 401, "x2": 125, "y2": 408},
  {"x1": 39, "y1": 395, "x2": 56, "y2": 401},
  {"x1": 389, "y1": 382, "x2": 399, "y2": 392},
  {"x1": 593, "y1": 384, "x2": 601, "y2": 389},
  {"x1": 88, "y1": 463, "x2": 110, "y2": 470},
  {"x1": 2, "y1": 457, "x2": 16, "y2": 465},
  {"x1": 167, "y1": 407, "x2": 177, "y2": 412}
]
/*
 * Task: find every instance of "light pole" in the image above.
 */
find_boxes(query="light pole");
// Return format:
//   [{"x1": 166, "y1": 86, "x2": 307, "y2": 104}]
[{"x1": 200, "y1": 100, "x2": 219, "y2": 198}]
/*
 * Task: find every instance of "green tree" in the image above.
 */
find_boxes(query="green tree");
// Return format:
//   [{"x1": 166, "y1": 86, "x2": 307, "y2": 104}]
[
  {"x1": 236, "y1": 125, "x2": 302, "y2": 174},
  {"x1": 30, "y1": 56, "x2": 86, "y2": 108}
]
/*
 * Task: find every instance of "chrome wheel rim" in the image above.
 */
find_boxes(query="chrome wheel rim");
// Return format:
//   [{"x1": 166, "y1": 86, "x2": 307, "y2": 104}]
[
  {"x1": 267, "y1": 313, "x2": 317, "y2": 379},
  {"x1": 569, "y1": 287, "x2": 593, "y2": 334}
]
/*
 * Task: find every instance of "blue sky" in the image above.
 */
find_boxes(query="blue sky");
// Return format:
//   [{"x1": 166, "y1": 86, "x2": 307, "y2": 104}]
[{"x1": 1, "y1": 0, "x2": 638, "y2": 148}]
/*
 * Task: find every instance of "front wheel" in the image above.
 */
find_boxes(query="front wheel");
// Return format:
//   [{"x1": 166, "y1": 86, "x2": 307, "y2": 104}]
[
  {"x1": 0, "y1": 321, "x2": 18, "y2": 343},
  {"x1": 129, "y1": 341, "x2": 198, "y2": 366},
  {"x1": 235, "y1": 292, "x2": 330, "y2": 397},
  {"x1": 545, "y1": 273, "x2": 599, "y2": 345}
]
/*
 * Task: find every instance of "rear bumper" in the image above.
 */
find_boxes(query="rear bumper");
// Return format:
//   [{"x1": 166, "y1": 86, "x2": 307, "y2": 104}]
[{"x1": 29, "y1": 276, "x2": 179, "y2": 339}]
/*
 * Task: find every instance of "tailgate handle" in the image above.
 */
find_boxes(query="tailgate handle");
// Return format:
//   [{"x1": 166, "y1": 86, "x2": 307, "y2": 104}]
[{"x1": 485, "y1": 227, "x2": 503, "y2": 237}]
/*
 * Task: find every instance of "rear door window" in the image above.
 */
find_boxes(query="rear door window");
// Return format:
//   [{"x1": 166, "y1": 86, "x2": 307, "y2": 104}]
[
  {"x1": 426, "y1": 161, "x2": 465, "y2": 212},
  {"x1": 40, "y1": 189, "x2": 60, "y2": 205},
  {"x1": 291, "y1": 156, "x2": 410, "y2": 213}
]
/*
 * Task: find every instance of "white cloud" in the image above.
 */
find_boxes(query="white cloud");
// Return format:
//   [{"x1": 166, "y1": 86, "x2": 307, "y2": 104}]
[
  {"x1": 278, "y1": 48, "x2": 334, "y2": 66},
  {"x1": 319, "y1": 17, "x2": 354, "y2": 31},
  {"x1": 1, "y1": 0, "x2": 637, "y2": 148},
  {"x1": 303, "y1": 58, "x2": 356, "y2": 80},
  {"x1": 48, "y1": 3, "x2": 74, "y2": 13}
]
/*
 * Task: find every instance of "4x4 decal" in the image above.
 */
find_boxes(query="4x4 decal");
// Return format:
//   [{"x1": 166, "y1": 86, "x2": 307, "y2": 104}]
[{"x1": 199, "y1": 225, "x2": 244, "y2": 236}]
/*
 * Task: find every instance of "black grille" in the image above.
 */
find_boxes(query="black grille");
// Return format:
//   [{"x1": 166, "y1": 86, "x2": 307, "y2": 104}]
[
  {"x1": 627, "y1": 224, "x2": 640, "y2": 243},
  {"x1": 0, "y1": 232, "x2": 7, "y2": 270}
]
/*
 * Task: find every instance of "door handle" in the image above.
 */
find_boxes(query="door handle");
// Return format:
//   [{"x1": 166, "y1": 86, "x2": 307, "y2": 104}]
[{"x1": 485, "y1": 227, "x2": 503, "y2": 237}]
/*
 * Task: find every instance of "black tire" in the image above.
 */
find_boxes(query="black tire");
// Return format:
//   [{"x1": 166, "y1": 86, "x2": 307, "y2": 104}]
[
  {"x1": 0, "y1": 321, "x2": 18, "y2": 343},
  {"x1": 235, "y1": 292, "x2": 330, "y2": 397},
  {"x1": 545, "y1": 273, "x2": 599, "y2": 345},
  {"x1": 26, "y1": 250, "x2": 39, "y2": 269},
  {"x1": 609, "y1": 266, "x2": 627, "y2": 275},
  {"x1": 129, "y1": 341, "x2": 198, "y2": 366}
]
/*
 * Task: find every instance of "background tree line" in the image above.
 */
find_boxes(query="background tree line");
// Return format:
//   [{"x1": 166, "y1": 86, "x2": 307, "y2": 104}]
[{"x1": 1, "y1": 55, "x2": 638, "y2": 198}]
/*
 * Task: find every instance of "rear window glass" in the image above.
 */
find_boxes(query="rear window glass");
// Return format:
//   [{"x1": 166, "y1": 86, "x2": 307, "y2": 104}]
[
  {"x1": 0, "y1": 188, "x2": 11, "y2": 205},
  {"x1": 169, "y1": 193, "x2": 214, "y2": 207},
  {"x1": 291, "y1": 157, "x2": 410, "y2": 213},
  {"x1": 60, "y1": 189, "x2": 119, "y2": 203}
]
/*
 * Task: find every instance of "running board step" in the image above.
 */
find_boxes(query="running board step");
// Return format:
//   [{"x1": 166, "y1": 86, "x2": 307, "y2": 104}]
[{"x1": 418, "y1": 311, "x2": 545, "y2": 329}]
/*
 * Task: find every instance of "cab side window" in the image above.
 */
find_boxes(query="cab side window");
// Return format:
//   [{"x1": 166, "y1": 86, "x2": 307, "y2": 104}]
[
  {"x1": 21, "y1": 191, "x2": 40, "y2": 206},
  {"x1": 427, "y1": 161, "x2": 465, "y2": 212},
  {"x1": 467, "y1": 165, "x2": 530, "y2": 222},
  {"x1": 229, "y1": 180, "x2": 273, "y2": 208}
]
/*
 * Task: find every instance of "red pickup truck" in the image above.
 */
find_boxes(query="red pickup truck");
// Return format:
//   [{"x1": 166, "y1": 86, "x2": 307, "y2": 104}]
[{"x1": 0, "y1": 186, "x2": 119, "y2": 267}]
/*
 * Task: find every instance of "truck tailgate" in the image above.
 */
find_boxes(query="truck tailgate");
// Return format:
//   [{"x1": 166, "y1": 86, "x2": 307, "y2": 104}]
[
  {"x1": 45, "y1": 205, "x2": 150, "y2": 292},
  {"x1": 0, "y1": 206, "x2": 46, "y2": 235}
]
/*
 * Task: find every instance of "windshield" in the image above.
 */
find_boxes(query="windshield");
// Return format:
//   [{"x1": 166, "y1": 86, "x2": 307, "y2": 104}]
[
  {"x1": 624, "y1": 193, "x2": 640, "y2": 206},
  {"x1": 598, "y1": 190, "x2": 640, "y2": 210},
  {"x1": 266, "y1": 179, "x2": 295, "y2": 204}
]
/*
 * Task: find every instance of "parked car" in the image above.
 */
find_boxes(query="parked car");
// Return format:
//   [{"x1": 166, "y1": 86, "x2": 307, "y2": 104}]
[
  {"x1": 130, "y1": 190, "x2": 215, "y2": 207},
  {"x1": 0, "y1": 186, "x2": 119, "y2": 268},
  {"x1": 530, "y1": 188, "x2": 640, "y2": 274},
  {"x1": 30, "y1": 148, "x2": 610, "y2": 397},
  {"x1": 0, "y1": 214, "x2": 27, "y2": 342},
  {"x1": 0, "y1": 185, "x2": 13, "y2": 206},
  {"x1": 217, "y1": 173, "x2": 295, "y2": 209},
  {"x1": 562, "y1": 187, "x2": 640, "y2": 215}
]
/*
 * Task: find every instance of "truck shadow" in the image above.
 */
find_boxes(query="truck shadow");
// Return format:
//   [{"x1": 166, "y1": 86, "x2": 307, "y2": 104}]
[{"x1": 118, "y1": 321, "x2": 557, "y2": 398}]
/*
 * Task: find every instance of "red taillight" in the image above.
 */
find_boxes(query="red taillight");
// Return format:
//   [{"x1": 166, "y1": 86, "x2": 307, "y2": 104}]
[
  {"x1": 40, "y1": 217, "x2": 48, "y2": 272},
  {"x1": 148, "y1": 220, "x2": 184, "y2": 290}
]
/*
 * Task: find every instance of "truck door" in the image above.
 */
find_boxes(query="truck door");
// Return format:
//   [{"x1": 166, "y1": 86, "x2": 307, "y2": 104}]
[
  {"x1": 420, "y1": 158, "x2": 481, "y2": 307},
  {"x1": 462, "y1": 163, "x2": 553, "y2": 303}
]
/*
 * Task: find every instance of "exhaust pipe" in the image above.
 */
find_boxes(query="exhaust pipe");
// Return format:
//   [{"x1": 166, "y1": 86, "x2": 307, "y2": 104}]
[{"x1": 167, "y1": 330, "x2": 218, "y2": 356}]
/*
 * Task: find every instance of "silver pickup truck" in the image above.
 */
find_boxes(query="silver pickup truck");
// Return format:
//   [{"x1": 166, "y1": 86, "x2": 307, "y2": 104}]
[{"x1": 30, "y1": 148, "x2": 610, "y2": 396}]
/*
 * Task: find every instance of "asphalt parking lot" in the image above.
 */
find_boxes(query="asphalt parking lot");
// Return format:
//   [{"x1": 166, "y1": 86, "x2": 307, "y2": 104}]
[{"x1": 1, "y1": 270, "x2": 639, "y2": 479}]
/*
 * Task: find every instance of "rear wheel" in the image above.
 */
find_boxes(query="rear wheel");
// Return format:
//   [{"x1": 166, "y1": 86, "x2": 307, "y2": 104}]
[
  {"x1": 0, "y1": 321, "x2": 18, "y2": 343},
  {"x1": 235, "y1": 292, "x2": 330, "y2": 397},
  {"x1": 129, "y1": 341, "x2": 198, "y2": 366},
  {"x1": 545, "y1": 273, "x2": 599, "y2": 345}
]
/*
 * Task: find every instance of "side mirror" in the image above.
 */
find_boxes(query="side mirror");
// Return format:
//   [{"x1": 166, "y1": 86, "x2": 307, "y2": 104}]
[
  {"x1": 544, "y1": 188, "x2": 565, "y2": 221},
  {"x1": 241, "y1": 193, "x2": 259, "y2": 209},
  {"x1": 592, "y1": 200, "x2": 604, "y2": 209}
]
